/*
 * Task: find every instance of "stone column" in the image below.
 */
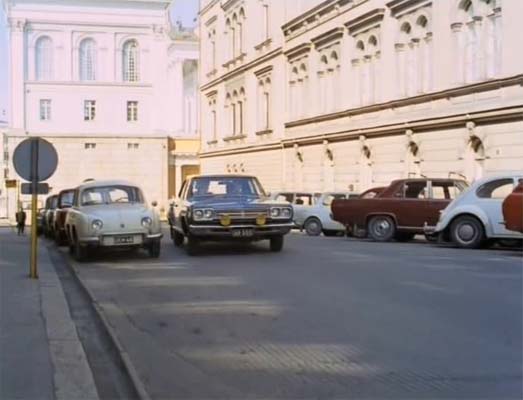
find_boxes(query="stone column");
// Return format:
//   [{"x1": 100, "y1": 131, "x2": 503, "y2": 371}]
[{"x1": 8, "y1": 18, "x2": 26, "y2": 130}]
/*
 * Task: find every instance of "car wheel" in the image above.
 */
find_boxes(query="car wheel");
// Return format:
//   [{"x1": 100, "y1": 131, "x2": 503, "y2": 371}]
[
  {"x1": 368, "y1": 216, "x2": 396, "y2": 242},
  {"x1": 304, "y1": 218, "x2": 322, "y2": 236},
  {"x1": 450, "y1": 215, "x2": 485, "y2": 249},
  {"x1": 73, "y1": 239, "x2": 87, "y2": 262},
  {"x1": 148, "y1": 240, "x2": 161, "y2": 258},
  {"x1": 173, "y1": 230, "x2": 184, "y2": 247},
  {"x1": 394, "y1": 232, "x2": 415, "y2": 242},
  {"x1": 186, "y1": 236, "x2": 200, "y2": 256},
  {"x1": 270, "y1": 235, "x2": 284, "y2": 252}
]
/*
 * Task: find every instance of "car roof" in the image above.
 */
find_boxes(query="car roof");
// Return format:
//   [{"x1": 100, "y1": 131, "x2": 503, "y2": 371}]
[{"x1": 77, "y1": 180, "x2": 140, "y2": 190}]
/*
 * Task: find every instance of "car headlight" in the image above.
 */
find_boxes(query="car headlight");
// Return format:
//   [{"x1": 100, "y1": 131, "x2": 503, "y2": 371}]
[
  {"x1": 92, "y1": 219, "x2": 103, "y2": 230},
  {"x1": 270, "y1": 208, "x2": 281, "y2": 218},
  {"x1": 193, "y1": 209, "x2": 214, "y2": 221},
  {"x1": 270, "y1": 207, "x2": 292, "y2": 219},
  {"x1": 141, "y1": 217, "x2": 152, "y2": 228},
  {"x1": 281, "y1": 207, "x2": 292, "y2": 219}
]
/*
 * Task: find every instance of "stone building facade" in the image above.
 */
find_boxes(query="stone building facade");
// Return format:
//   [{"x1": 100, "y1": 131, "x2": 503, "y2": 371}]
[
  {"x1": 198, "y1": 0, "x2": 523, "y2": 194},
  {"x1": 0, "y1": 0, "x2": 199, "y2": 221}
]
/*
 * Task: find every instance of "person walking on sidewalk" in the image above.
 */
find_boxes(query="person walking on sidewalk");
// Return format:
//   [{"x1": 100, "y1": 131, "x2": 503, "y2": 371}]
[{"x1": 15, "y1": 208, "x2": 27, "y2": 236}]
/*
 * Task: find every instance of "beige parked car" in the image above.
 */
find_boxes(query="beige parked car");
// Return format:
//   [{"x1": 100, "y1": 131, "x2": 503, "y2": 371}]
[{"x1": 65, "y1": 180, "x2": 163, "y2": 261}]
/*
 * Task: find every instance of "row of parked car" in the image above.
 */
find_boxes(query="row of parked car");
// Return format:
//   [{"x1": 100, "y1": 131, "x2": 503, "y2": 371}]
[
  {"x1": 38, "y1": 174, "x2": 522, "y2": 262},
  {"x1": 268, "y1": 175, "x2": 522, "y2": 249}
]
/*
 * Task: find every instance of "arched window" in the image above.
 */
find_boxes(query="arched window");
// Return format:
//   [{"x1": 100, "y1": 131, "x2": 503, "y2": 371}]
[
  {"x1": 35, "y1": 36, "x2": 53, "y2": 81},
  {"x1": 79, "y1": 39, "x2": 96, "y2": 81},
  {"x1": 453, "y1": 0, "x2": 500, "y2": 83},
  {"x1": 123, "y1": 40, "x2": 140, "y2": 82}
]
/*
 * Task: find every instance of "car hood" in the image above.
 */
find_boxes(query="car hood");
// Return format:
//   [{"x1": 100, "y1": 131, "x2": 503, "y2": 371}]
[{"x1": 82, "y1": 203, "x2": 156, "y2": 232}]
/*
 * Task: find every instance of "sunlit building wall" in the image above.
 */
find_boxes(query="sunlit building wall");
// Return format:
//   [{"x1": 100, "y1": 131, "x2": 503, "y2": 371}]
[{"x1": 198, "y1": 0, "x2": 523, "y2": 193}]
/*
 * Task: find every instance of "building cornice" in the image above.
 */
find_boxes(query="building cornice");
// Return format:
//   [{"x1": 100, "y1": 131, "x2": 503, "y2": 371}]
[
  {"x1": 254, "y1": 65, "x2": 273, "y2": 77},
  {"x1": 284, "y1": 43, "x2": 312, "y2": 61},
  {"x1": 386, "y1": 0, "x2": 432, "y2": 18},
  {"x1": 200, "y1": 142, "x2": 283, "y2": 158},
  {"x1": 199, "y1": 0, "x2": 220, "y2": 16},
  {"x1": 345, "y1": 8, "x2": 385, "y2": 36},
  {"x1": 286, "y1": 74, "x2": 523, "y2": 128},
  {"x1": 221, "y1": 0, "x2": 242, "y2": 12},
  {"x1": 282, "y1": 0, "x2": 366, "y2": 41},
  {"x1": 5, "y1": 131, "x2": 171, "y2": 140},
  {"x1": 200, "y1": 47, "x2": 282, "y2": 91},
  {"x1": 282, "y1": 106, "x2": 523, "y2": 148},
  {"x1": 199, "y1": 104, "x2": 523, "y2": 158},
  {"x1": 204, "y1": 15, "x2": 217, "y2": 27},
  {"x1": 25, "y1": 81, "x2": 153, "y2": 88},
  {"x1": 311, "y1": 27, "x2": 345, "y2": 49}
]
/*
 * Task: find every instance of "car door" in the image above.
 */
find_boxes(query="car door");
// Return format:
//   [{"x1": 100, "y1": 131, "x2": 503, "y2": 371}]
[
  {"x1": 394, "y1": 181, "x2": 429, "y2": 228},
  {"x1": 476, "y1": 178, "x2": 517, "y2": 236},
  {"x1": 293, "y1": 193, "x2": 314, "y2": 226},
  {"x1": 426, "y1": 181, "x2": 461, "y2": 226}
]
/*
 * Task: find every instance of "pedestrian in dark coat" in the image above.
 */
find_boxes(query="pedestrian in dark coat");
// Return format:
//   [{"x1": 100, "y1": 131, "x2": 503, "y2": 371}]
[{"x1": 16, "y1": 208, "x2": 27, "y2": 236}]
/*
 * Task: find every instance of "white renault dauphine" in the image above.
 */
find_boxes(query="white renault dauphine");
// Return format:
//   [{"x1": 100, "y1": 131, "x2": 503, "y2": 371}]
[{"x1": 65, "y1": 180, "x2": 163, "y2": 261}]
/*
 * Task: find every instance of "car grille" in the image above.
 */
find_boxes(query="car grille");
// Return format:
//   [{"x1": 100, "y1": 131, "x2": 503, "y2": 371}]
[{"x1": 216, "y1": 210, "x2": 269, "y2": 220}]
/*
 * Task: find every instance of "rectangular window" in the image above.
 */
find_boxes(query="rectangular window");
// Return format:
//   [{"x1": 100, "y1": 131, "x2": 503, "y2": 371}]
[
  {"x1": 264, "y1": 92, "x2": 270, "y2": 130},
  {"x1": 212, "y1": 110, "x2": 217, "y2": 140},
  {"x1": 238, "y1": 101, "x2": 243, "y2": 135},
  {"x1": 84, "y1": 100, "x2": 96, "y2": 121},
  {"x1": 127, "y1": 143, "x2": 139, "y2": 150},
  {"x1": 127, "y1": 101, "x2": 138, "y2": 122},
  {"x1": 40, "y1": 99, "x2": 51, "y2": 121},
  {"x1": 84, "y1": 143, "x2": 96, "y2": 149},
  {"x1": 263, "y1": 5, "x2": 269, "y2": 41}
]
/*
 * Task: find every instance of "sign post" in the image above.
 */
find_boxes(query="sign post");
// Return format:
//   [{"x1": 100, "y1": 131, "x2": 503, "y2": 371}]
[{"x1": 13, "y1": 138, "x2": 58, "y2": 279}]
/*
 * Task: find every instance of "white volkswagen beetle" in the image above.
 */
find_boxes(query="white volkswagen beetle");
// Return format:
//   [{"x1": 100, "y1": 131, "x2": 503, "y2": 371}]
[
  {"x1": 430, "y1": 175, "x2": 523, "y2": 249},
  {"x1": 65, "y1": 180, "x2": 163, "y2": 261}
]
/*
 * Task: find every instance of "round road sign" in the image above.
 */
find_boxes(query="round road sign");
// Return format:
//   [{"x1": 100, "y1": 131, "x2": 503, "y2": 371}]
[{"x1": 13, "y1": 138, "x2": 58, "y2": 182}]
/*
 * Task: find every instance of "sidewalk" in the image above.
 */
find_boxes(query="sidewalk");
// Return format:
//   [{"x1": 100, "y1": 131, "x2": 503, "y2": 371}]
[{"x1": 0, "y1": 229, "x2": 99, "y2": 400}]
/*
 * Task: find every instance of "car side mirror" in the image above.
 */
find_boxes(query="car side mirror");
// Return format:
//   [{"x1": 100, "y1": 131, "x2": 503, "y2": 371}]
[{"x1": 152, "y1": 201, "x2": 158, "y2": 207}]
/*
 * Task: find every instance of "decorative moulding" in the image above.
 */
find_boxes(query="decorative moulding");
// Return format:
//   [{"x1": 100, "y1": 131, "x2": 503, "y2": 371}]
[
  {"x1": 223, "y1": 134, "x2": 247, "y2": 142},
  {"x1": 345, "y1": 8, "x2": 385, "y2": 36},
  {"x1": 311, "y1": 27, "x2": 345, "y2": 50},
  {"x1": 205, "y1": 15, "x2": 218, "y2": 27},
  {"x1": 255, "y1": 129, "x2": 273, "y2": 136},
  {"x1": 284, "y1": 43, "x2": 312, "y2": 61},
  {"x1": 254, "y1": 65, "x2": 273, "y2": 77},
  {"x1": 386, "y1": 0, "x2": 432, "y2": 18},
  {"x1": 221, "y1": 0, "x2": 242, "y2": 12}
]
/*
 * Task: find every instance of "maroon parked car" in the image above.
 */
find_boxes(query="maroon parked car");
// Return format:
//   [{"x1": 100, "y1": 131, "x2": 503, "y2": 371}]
[
  {"x1": 54, "y1": 188, "x2": 75, "y2": 246},
  {"x1": 332, "y1": 178, "x2": 468, "y2": 242}
]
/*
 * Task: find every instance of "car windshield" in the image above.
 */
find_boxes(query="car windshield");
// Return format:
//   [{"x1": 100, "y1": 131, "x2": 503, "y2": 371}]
[
  {"x1": 187, "y1": 177, "x2": 265, "y2": 199},
  {"x1": 81, "y1": 185, "x2": 144, "y2": 206},
  {"x1": 60, "y1": 191, "x2": 75, "y2": 207}
]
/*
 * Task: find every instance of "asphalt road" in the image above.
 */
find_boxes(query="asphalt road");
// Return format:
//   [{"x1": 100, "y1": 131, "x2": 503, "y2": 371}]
[{"x1": 59, "y1": 233, "x2": 523, "y2": 399}]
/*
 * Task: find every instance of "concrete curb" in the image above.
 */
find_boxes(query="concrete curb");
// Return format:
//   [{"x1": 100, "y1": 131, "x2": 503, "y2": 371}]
[
  {"x1": 65, "y1": 256, "x2": 152, "y2": 400},
  {"x1": 39, "y1": 245, "x2": 100, "y2": 400}
]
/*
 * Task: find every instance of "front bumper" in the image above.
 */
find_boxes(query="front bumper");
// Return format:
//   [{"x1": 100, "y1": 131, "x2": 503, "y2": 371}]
[
  {"x1": 188, "y1": 223, "x2": 293, "y2": 238},
  {"x1": 78, "y1": 232, "x2": 163, "y2": 246}
]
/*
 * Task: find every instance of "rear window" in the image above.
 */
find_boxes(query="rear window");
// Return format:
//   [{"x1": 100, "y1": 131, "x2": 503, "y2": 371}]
[{"x1": 477, "y1": 179, "x2": 514, "y2": 199}]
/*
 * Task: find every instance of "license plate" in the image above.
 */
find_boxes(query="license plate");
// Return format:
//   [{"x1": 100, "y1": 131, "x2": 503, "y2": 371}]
[
  {"x1": 232, "y1": 229, "x2": 254, "y2": 238},
  {"x1": 114, "y1": 235, "x2": 134, "y2": 244}
]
